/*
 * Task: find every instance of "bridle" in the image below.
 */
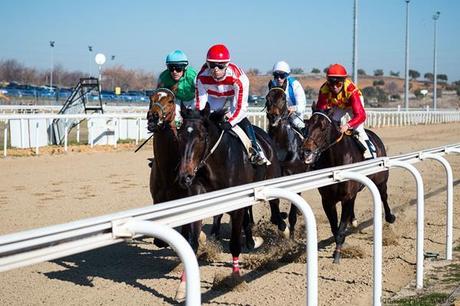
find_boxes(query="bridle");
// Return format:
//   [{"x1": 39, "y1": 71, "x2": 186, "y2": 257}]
[
  {"x1": 305, "y1": 112, "x2": 346, "y2": 156},
  {"x1": 266, "y1": 87, "x2": 290, "y2": 125},
  {"x1": 181, "y1": 119, "x2": 225, "y2": 177},
  {"x1": 149, "y1": 88, "x2": 176, "y2": 126}
]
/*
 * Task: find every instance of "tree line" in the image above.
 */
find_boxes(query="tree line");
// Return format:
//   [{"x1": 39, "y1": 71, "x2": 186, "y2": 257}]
[{"x1": 0, "y1": 59, "x2": 156, "y2": 91}]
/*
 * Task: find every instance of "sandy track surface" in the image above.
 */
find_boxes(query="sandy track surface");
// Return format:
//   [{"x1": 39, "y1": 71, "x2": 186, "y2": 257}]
[{"x1": 0, "y1": 123, "x2": 460, "y2": 305}]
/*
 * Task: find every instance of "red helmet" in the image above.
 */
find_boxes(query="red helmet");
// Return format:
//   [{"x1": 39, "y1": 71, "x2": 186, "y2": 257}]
[
  {"x1": 206, "y1": 44, "x2": 230, "y2": 62},
  {"x1": 327, "y1": 64, "x2": 347, "y2": 78}
]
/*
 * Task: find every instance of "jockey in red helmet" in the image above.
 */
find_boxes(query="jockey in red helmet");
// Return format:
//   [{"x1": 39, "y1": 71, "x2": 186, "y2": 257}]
[
  {"x1": 315, "y1": 64, "x2": 376, "y2": 159},
  {"x1": 195, "y1": 44, "x2": 267, "y2": 165}
]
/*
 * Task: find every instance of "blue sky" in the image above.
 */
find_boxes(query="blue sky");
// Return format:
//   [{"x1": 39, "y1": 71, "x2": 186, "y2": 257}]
[{"x1": 2, "y1": 0, "x2": 459, "y2": 82}]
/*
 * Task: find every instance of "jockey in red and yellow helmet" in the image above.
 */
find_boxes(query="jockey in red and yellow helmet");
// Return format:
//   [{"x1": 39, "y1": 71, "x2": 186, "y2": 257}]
[{"x1": 315, "y1": 64, "x2": 376, "y2": 159}]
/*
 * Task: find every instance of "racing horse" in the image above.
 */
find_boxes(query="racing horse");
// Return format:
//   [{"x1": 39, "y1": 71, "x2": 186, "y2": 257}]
[
  {"x1": 302, "y1": 110, "x2": 396, "y2": 263},
  {"x1": 147, "y1": 88, "x2": 204, "y2": 255},
  {"x1": 177, "y1": 103, "x2": 282, "y2": 278},
  {"x1": 265, "y1": 86, "x2": 310, "y2": 238}
]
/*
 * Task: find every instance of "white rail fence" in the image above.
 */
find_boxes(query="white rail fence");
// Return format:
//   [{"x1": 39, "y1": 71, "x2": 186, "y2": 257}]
[
  {"x1": 1, "y1": 144, "x2": 459, "y2": 306},
  {"x1": 1, "y1": 110, "x2": 460, "y2": 156}
]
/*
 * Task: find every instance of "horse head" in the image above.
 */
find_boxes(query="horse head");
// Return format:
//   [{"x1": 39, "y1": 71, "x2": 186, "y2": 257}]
[
  {"x1": 302, "y1": 109, "x2": 339, "y2": 164},
  {"x1": 177, "y1": 103, "x2": 215, "y2": 188},
  {"x1": 147, "y1": 88, "x2": 176, "y2": 132},
  {"x1": 265, "y1": 86, "x2": 289, "y2": 127}
]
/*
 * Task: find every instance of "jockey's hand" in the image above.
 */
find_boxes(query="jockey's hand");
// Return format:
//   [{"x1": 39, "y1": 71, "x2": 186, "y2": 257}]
[
  {"x1": 219, "y1": 122, "x2": 233, "y2": 131},
  {"x1": 339, "y1": 124, "x2": 350, "y2": 133},
  {"x1": 288, "y1": 106, "x2": 296, "y2": 114}
]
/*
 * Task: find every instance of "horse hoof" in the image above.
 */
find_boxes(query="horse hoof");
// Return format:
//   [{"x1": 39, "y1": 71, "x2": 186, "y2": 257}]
[
  {"x1": 153, "y1": 238, "x2": 168, "y2": 248},
  {"x1": 252, "y1": 236, "x2": 264, "y2": 249},
  {"x1": 386, "y1": 214, "x2": 396, "y2": 224},
  {"x1": 350, "y1": 218, "x2": 358, "y2": 228},
  {"x1": 279, "y1": 226, "x2": 290, "y2": 239},
  {"x1": 199, "y1": 231, "x2": 207, "y2": 244},
  {"x1": 174, "y1": 281, "x2": 186, "y2": 302},
  {"x1": 333, "y1": 250, "x2": 341, "y2": 264}
]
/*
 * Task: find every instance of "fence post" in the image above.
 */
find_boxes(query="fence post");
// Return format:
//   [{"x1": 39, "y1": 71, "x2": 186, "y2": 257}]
[
  {"x1": 35, "y1": 121, "x2": 39, "y2": 155},
  {"x1": 3, "y1": 120, "x2": 7, "y2": 157},
  {"x1": 255, "y1": 187, "x2": 318, "y2": 306},
  {"x1": 112, "y1": 220, "x2": 201, "y2": 306},
  {"x1": 388, "y1": 159, "x2": 425, "y2": 288},
  {"x1": 333, "y1": 171, "x2": 383, "y2": 306},
  {"x1": 420, "y1": 152, "x2": 454, "y2": 260}
]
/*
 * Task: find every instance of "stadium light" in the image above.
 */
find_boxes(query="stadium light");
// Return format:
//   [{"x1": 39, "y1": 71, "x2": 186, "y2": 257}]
[
  {"x1": 432, "y1": 11, "x2": 440, "y2": 110},
  {"x1": 404, "y1": 0, "x2": 410, "y2": 110}
]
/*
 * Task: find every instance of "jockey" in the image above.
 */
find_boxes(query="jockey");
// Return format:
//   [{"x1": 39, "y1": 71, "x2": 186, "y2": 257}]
[
  {"x1": 315, "y1": 63, "x2": 376, "y2": 159},
  {"x1": 269, "y1": 61, "x2": 308, "y2": 137},
  {"x1": 157, "y1": 50, "x2": 197, "y2": 127},
  {"x1": 195, "y1": 44, "x2": 267, "y2": 165}
]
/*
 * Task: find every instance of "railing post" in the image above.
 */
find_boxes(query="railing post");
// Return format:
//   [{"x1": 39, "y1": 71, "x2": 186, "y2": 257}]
[
  {"x1": 112, "y1": 220, "x2": 201, "y2": 306},
  {"x1": 255, "y1": 187, "x2": 318, "y2": 306},
  {"x1": 388, "y1": 159, "x2": 425, "y2": 288},
  {"x1": 333, "y1": 171, "x2": 382, "y2": 306},
  {"x1": 3, "y1": 120, "x2": 7, "y2": 157},
  {"x1": 421, "y1": 152, "x2": 454, "y2": 260},
  {"x1": 35, "y1": 121, "x2": 39, "y2": 155}
]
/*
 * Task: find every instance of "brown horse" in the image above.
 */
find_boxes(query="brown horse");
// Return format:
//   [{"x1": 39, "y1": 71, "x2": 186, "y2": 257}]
[
  {"x1": 302, "y1": 110, "x2": 395, "y2": 263},
  {"x1": 147, "y1": 88, "x2": 205, "y2": 266},
  {"x1": 177, "y1": 103, "x2": 282, "y2": 277},
  {"x1": 265, "y1": 87, "x2": 310, "y2": 238}
]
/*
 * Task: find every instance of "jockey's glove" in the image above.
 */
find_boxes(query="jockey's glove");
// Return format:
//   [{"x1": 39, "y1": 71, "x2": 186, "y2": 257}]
[{"x1": 219, "y1": 122, "x2": 233, "y2": 131}]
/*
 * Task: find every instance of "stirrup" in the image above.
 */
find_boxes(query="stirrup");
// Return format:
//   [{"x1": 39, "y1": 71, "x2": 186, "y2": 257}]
[{"x1": 249, "y1": 147, "x2": 267, "y2": 165}]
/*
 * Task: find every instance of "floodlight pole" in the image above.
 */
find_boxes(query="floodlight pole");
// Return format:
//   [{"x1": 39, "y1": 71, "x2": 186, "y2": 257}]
[
  {"x1": 404, "y1": 0, "x2": 410, "y2": 111},
  {"x1": 352, "y1": 0, "x2": 358, "y2": 84},
  {"x1": 49, "y1": 41, "x2": 55, "y2": 90},
  {"x1": 432, "y1": 11, "x2": 440, "y2": 110}
]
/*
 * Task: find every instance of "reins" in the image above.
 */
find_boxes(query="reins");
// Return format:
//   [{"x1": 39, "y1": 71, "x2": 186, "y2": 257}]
[{"x1": 308, "y1": 112, "x2": 349, "y2": 155}]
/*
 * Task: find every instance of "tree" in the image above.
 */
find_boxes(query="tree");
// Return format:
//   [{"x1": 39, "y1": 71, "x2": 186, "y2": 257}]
[
  {"x1": 389, "y1": 71, "x2": 400, "y2": 77},
  {"x1": 323, "y1": 67, "x2": 329, "y2": 74},
  {"x1": 373, "y1": 79, "x2": 385, "y2": 86},
  {"x1": 357, "y1": 69, "x2": 367, "y2": 76},
  {"x1": 424, "y1": 72, "x2": 434, "y2": 81},
  {"x1": 408, "y1": 69, "x2": 420, "y2": 80},
  {"x1": 437, "y1": 74, "x2": 448, "y2": 82},
  {"x1": 373, "y1": 69, "x2": 384, "y2": 77},
  {"x1": 291, "y1": 67, "x2": 304, "y2": 74},
  {"x1": 311, "y1": 68, "x2": 321, "y2": 74},
  {"x1": 246, "y1": 68, "x2": 260, "y2": 76}
]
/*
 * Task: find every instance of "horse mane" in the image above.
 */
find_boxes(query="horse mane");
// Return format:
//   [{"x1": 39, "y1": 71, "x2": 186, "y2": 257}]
[{"x1": 208, "y1": 108, "x2": 227, "y2": 124}]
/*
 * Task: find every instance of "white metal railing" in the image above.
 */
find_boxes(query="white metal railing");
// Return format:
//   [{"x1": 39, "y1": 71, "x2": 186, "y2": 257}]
[
  {"x1": 1, "y1": 110, "x2": 460, "y2": 155},
  {"x1": 0, "y1": 143, "x2": 459, "y2": 306}
]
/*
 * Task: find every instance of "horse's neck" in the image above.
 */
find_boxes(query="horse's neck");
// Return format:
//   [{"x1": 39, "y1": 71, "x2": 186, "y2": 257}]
[
  {"x1": 271, "y1": 124, "x2": 301, "y2": 158},
  {"x1": 323, "y1": 135, "x2": 358, "y2": 166},
  {"x1": 153, "y1": 126, "x2": 179, "y2": 158}
]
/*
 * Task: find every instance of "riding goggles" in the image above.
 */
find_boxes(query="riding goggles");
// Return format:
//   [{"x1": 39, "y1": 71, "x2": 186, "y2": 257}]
[
  {"x1": 167, "y1": 64, "x2": 186, "y2": 72},
  {"x1": 273, "y1": 72, "x2": 289, "y2": 79},
  {"x1": 207, "y1": 62, "x2": 228, "y2": 70},
  {"x1": 327, "y1": 77, "x2": 345, "y2": 87}
]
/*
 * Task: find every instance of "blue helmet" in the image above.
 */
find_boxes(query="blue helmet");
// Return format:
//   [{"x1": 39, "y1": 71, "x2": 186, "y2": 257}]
[{"x1": 165, "y1": 50, "x2": 188, "y2": 65}]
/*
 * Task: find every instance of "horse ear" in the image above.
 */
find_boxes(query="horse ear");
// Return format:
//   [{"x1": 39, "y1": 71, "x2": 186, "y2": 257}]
[{"x1": 201, "y1": 102, "x2": 211, "y2": 117}]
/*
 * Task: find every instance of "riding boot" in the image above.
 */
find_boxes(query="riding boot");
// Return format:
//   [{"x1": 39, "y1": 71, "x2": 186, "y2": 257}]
[
  {"x1": 239, "y1": 119, "x2": 267, "y2": 165},
  {"x1": 289, "y1": 113, "x2": 307, "y2": 138}
]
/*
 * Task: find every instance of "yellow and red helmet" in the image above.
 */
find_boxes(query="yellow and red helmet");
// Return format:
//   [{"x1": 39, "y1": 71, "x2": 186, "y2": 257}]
[
  {"x1": 327, "y1": 64, "x2": 347, "y2": 78},
  {"x1": 206, "y1": 44, "x2": 230, "y2": 62}
]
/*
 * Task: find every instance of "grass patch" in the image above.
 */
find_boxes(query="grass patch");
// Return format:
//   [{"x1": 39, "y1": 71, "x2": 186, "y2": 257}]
[{"x1": 385, "y1": 292, "x2": 449, "y2": 305}]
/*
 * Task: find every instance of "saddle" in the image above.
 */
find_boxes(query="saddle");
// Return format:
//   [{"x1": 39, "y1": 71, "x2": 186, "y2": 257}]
[{"x1": 229, "y1": 125, "x2": 271, "y2": 166}]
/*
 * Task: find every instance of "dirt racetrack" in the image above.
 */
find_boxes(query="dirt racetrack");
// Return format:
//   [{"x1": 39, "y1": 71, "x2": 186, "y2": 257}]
[{"x1": 1, "y1": 123, "x2": 460, "y2": 305}]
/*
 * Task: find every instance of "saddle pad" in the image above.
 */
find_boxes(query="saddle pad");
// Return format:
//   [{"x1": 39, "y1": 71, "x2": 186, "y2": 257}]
[{"x1": 231, "y1": 125, "x2": 252, "y2": 155}]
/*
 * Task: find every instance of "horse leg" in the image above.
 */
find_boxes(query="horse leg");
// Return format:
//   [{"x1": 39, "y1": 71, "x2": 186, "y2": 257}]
[
  {"x1": 288, "y1": 197, "x2": 300, "y2": 239},
  {"x1": 229, "y1": 209, "x2": 245, "y2": 276},
  {"x1": 334, "y1": 197, "x2": 356, "y2": 264},
  {"x1": 269, "y1": 198, "x2": 289, "y2": 238},
  {"x1": 350, "y1": 201, "x2": 358, "y2": 228},
  {"x1": 378, "y1": 182, "x2": 396, "y2": 223},
  {"x1": 211, "y1": 214, "x2": 223, "y2": 240},
  {"x1": 321, "y1": 198, "x2": 339, "y2": 259}
]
